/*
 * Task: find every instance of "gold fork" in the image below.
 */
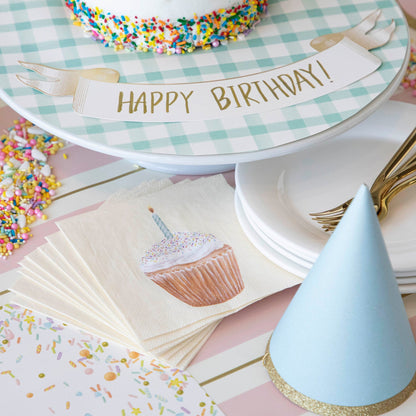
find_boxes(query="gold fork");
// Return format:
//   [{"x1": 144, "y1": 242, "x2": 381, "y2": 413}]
[
  {"x1": 310, "y1": 127, "x2": 416, "y2": 231},
  {"x1": 312, "y1": 167, "x2": 416, "y2": 231},
  {"x1": 313, "y1": 156, "x2": 416, "y2": 225}
]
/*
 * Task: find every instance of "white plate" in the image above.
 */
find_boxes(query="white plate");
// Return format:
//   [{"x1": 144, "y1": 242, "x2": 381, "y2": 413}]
[
  {"x1": 236, "y1": 100, "x2": 416, "y2": 276},
  {"x1": 399, "y1": 283, "x2": 416, "y2": 294},
  {"x1": 237, "y1": 189, "x2": 313, "y2": 269},
  {"x1": 235, "y1": 193, "x2": 308, "y2": 278},
  {"x1": 238, "y1": 187, "x2": 416, "y2": 284},
  {"x1": 235, "y1": 192, "x2": 416, "y2": 291},
  {"x1": 241, "y1": 187, "x2": 416, "y2": 280}
]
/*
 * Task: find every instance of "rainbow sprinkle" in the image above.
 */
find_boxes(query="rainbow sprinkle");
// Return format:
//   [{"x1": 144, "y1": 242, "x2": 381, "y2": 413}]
[
  {"x1": 0, "y1": 119, "x2": 63, "y2": 259},
  {"x1": 401, "y1": 45, "x2": 416, "y2": 98},
  {"x1": 65, "y1": 0, "x2": 268, "y2": 55}
]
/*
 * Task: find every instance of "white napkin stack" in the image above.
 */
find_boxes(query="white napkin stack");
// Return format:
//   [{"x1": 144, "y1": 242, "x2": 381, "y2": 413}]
[{"x1": 11, "y1": 175, "x2": 301, "y2": 368}]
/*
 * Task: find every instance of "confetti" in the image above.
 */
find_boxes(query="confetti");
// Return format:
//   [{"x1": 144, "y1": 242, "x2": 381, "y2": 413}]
[
  {"x1": 0, "y1": 119, "x2": 63, "y2": 259},
  {"x1": 401, "y1": 46, "x2": 416, "y2": 97},
  {"x1": 0, "y1": 305, "x2": 220, "y2": 415}
]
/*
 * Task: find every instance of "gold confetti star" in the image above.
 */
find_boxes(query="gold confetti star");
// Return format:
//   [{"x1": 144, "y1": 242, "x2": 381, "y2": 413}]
[{"x1": 131, "y1": 408, "x2": 141, "y2": 415}]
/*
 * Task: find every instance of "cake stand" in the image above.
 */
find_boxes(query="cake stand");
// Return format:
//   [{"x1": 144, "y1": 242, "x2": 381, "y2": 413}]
[{"x1": 0, "y1": 0, "x2": 410, "y2": 174}]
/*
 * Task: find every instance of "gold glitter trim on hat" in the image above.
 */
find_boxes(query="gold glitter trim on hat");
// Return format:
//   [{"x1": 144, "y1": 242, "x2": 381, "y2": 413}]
[{"x1": 263, "y1": 339, "x2": 416, "y2": 416}]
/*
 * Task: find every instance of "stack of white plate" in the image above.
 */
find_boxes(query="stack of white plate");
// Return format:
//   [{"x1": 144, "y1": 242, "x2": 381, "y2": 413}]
[{"x1": 235, "y1": 101, "x2": 416, "y2": 294}]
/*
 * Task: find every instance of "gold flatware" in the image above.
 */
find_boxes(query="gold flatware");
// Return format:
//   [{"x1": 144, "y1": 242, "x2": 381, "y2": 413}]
[{"x1": 310, "y1": 127, "x2": 416, "y2": 231}]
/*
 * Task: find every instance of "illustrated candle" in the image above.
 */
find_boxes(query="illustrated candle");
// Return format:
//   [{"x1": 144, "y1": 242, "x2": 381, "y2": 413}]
[{"x1": 149, "y1": 207, "x2": 173, "y2": 239}]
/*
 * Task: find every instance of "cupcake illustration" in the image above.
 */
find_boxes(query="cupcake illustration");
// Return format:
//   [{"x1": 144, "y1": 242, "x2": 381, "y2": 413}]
[{"x1": 139, "y1": 207, "x2": 244, "y2": 307}]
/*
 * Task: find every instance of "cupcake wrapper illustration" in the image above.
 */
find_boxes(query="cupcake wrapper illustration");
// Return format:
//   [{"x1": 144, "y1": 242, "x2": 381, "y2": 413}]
[
  {"x1": 145, "y1": 245, "x2": 244, "y2": 307},
  {"x1": 141, "y1": 208, "x2": 245, "y2": 307}
]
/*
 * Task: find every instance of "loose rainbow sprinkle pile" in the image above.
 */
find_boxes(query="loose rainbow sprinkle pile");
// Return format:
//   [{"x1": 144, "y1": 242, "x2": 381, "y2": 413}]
[
  {"x1": 0, "y1": 118, "x2": 63, "y2": 259},
  {"x1": 65, "y1": 0, "x2": 268, "y2": 55},
  {"x1": 0, "y1": 304, "x2": 219, "y2": 415},
  {"x1": 401, "y1": 45, "x2": 416, "y2": 97}
]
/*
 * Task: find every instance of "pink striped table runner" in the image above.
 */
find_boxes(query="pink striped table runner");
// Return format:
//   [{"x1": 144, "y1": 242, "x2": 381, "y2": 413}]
[{"x1": 1, "y1": 101, "x2": 416, "y2": 415}]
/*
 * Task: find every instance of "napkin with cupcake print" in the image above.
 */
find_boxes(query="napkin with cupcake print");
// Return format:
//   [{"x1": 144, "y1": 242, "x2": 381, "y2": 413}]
[{"x1": 11, "y1": 175, "x2": 301, "y2": 368}]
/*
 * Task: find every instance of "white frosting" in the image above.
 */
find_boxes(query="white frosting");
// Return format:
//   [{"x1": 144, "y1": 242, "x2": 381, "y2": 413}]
[
  {"x1": 84, "y1": 0, "x2": 244, "y2": 20},
  {"x1": 140, "y1": 232, "x2": 224, "y2": 273}
]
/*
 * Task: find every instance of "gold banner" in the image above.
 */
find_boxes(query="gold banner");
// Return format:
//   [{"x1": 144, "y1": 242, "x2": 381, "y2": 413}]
[{"x1": 17, "y1": 10, "x2": 395, "y2": 123}]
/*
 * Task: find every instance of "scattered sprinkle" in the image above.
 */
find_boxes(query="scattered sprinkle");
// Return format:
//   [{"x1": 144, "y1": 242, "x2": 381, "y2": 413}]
[
  {"x1": 0, "y1": 118, "x2": 63, "y2": 259},
  {"x1": 0, "y1": 304, "x2": 219, "y2": 414},
  {"x1": 401, "y1": 46, "x2": 416, "y2": 97}
]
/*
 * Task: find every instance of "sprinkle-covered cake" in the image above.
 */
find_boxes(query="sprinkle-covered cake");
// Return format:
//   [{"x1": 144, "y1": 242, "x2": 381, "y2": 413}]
[
  {"x1": 65, "y1": 0, "x2": 268, "y2": 55},
  {"x1": 140, "y1": 230, "x2": 244, "y2": 307}
]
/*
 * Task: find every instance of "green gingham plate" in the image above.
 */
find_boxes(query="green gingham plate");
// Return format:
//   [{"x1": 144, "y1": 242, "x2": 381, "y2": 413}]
[{"x1": 0, "y1": 0, "x2": 410, "y2": 173}]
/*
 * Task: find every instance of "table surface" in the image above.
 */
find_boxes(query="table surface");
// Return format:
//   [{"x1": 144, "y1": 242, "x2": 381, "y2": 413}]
[
  {"x1": 1, "y1": 91, "x2": 416, "y2": 415},
  {"x1": 1, "y1": 24, "x2": 416, "y2": 413}
]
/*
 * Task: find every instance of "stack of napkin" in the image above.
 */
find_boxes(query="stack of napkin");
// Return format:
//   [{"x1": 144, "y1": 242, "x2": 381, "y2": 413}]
[{"x1": 11, "y1": 175, "x2": 301, "y2": 368}]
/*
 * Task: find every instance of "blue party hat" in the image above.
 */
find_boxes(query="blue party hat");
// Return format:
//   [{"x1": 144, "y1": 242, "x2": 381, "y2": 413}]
[{"x1": 264, "y1": 185, "x2": 416, "y2": 415}]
